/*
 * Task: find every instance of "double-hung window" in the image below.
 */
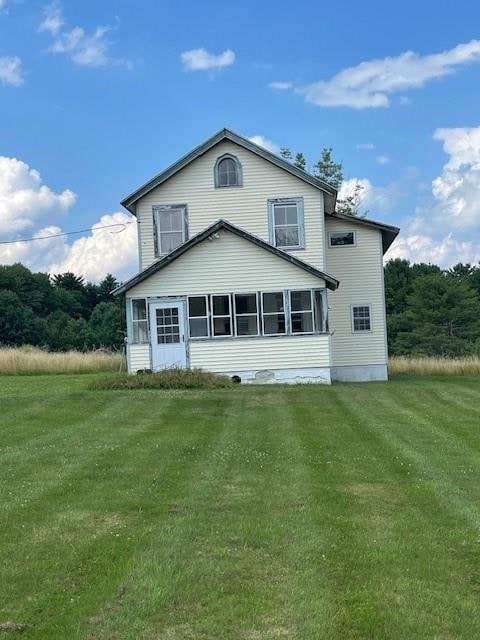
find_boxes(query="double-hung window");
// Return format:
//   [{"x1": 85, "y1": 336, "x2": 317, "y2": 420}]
[
  {"x1": 131, "y1": 299, "x2": 148, "y2": 343},
  {"x1": 262, "y1": 292, "x2": 286, "y2": 335},
  {"x1": 269, "y1": 198, "x2": 304, "y2": 249},
  {"x1": 211, "y1": 295, "x2": 232, "y2": 337},
  {"x1": 188, "y1": 296, "x2": 209, "y2": 338},
  {"x1": 290, "y1": 290, "x2": 314, "y2": 333},
  {"x1": 234, "y1": 293, "x2": 259, "y2": 336},
  {"x1": 153, "y1": 205, "x2": 187, "y2": 256},
  {"x1": 352, "y1": 305, "x2": 372, "y2": 332}
]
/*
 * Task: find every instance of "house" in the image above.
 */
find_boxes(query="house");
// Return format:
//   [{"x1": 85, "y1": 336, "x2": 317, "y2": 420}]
[{"x1": 113, "y1": 129, "x2": 399, "y2": 383}]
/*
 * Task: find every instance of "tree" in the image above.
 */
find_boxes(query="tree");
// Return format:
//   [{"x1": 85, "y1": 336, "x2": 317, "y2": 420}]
[
  {"x1": 44, "y1": 310, "x2": 93, "y2": 351},
  {"x1": 280, "y1": 148, "x2": 292, "y2": 161},
  {"x1": 336, "y1": 182, "x2": 365, "y2": 217},
  {"x1": 294, "y1": 152, "x2": 306, "y2": 171},
  {"x1": 313, "y1": 148, "x2": 343, "y2": 189},
  {"x1": 0, "y1": 290, "x2": 44, "y2": 346},
  {"x1": 89, "y1": 302, "x2": 123, "y2": 348}
]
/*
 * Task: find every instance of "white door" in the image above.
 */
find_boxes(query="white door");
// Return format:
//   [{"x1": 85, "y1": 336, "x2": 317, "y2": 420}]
[{"x1": 149, "y1": 301, "x2": 187, "y2": 370}]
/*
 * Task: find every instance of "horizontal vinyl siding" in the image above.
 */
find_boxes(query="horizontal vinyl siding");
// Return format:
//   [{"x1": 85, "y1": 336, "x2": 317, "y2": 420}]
[
  {"x1": 326, "y1": 219, "x2": 387, "y2": 366},
  {"x1": 190, "y1": 335, "x2": 330, "y2": 372},
  {"x1": 126, "y1": 229, "x2": 325, "y2": 297},
  {"x1": 136, "y1": 140, "x2": 325, "y2": 272},
  {"x1": 128, "y1": 344, "x2": 150, "y2": 371}
]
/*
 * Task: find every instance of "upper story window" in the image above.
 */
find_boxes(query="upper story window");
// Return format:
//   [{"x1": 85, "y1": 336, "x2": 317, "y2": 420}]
[
  {"x1": 329, "y1": 230, "x2": 355, "y2": 247},
  {"x1": 153, "y1": 205, "x2": 188, "y2": 256},
  {"x1": 214, "y1": 154, "x2": 243, "y2": 188},
  {"x1": 268, "y1": 198, "x2": 305, "y2": 250}
]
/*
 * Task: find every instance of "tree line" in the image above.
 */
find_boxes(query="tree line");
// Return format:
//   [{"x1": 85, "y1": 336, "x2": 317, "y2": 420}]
[
  {"x1": 1, "y1": 260, "x2": 480, "y2": 356},
  {"x1": 0, "y1": 264, "x2": 124, "y2": 350}
]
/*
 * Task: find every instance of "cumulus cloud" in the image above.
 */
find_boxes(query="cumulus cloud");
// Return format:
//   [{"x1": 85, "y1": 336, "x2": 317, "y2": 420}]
[
  {"x1": 295, "y1": 40, "x2": 480, "y2": 109},
  {"x1": 181, "y1": 48, "x2": 235, "y2": 72},
  {"x1": 0, "y1": 155, "x2": 137, "y2": 281},
  {"x1": 0, "y1": 56, "x2": 23, "y2": 86},
  {"x1": 339, "y1": 177, "x2": 400, "y2": 214},
  {"x1": 248, "y1": 134, "x2": 280, "y2": 155},
  {"x1": 387, "y1": 126, "x2": 480, "y2": 266},
  {"x1": 39, "y1": 2, "x2": 130, "y2": 68}
]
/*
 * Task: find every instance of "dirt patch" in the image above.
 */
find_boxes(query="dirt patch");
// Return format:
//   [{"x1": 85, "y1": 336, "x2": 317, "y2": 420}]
[{"x1": 0, "y1": 621, "x2": 28, "y2": 633}]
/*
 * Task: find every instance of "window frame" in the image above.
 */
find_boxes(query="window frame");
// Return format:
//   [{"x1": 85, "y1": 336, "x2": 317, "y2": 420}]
[
  {"x1": 152, "y1": 204, "x2": 188, "y2": 257},
  {"x1": 187, "y1": 295, "x2": 210, "y2": 339},
  {"x1": 351, "y1": 304, "x2": 372, "y2": 333},
  {"x1": 233, "y1": 292, "x2": 260, "y2": 337},
  {"x1": 268, "y1": 197, "x2": 305, "y2": 250},
  {"x1": 130, "y1": 298, "x2": 149, "y2": 344},
  {"x1": 214, "y1": 154, "x2": 243, "y2": 188},
  {"x1": 289, "y1": 289, "x2": 315, "y2": 335},
  {"x1": 261, "y1": 290, "x2": 288, "y2": 336},
  {"x1": 329, "y1": 230, "x2": 356, "y2": 248},
  {"x1": 210, "y1": 293, "x2": 233, "y2": 338}
]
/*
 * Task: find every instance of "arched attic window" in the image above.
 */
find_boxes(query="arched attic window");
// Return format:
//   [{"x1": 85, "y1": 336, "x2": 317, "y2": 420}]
[{"x1": 214, "y1": 154, "x2": 243, "y2": 188}]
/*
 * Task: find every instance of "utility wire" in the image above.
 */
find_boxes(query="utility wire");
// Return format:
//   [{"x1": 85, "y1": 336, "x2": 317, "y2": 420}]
[{"x1": 0, "y1": 221, "x2": 132, "y2": 245}]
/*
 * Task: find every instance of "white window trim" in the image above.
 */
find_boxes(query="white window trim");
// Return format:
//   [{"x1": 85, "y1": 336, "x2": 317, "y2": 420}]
[
  {"x1": 214, "y1": 154, "x2": 243, "y2": 188},
  {"x1": 187, "y1": 295, "x2": 210, "y2": 339},
  {"x1": 289, "y1": 289, "x2": 315, "y2": 335},
  {"x1": 130, "y1": 298, "x2": 149, "y2": 344},
  {"x1": 233, "y1": 292, "x2": 260, "y2": 337},
  {"x1": 210, "y1": 294, "x2": 233, "y2": 338},
  {"x1": 329, "y1": 230, "x2": 356, "y2": 248},
  {"x1": 152, "y1": 204, "x2": 188, "y2": 257},
  {"x1": 261, "y1": 290, "x2": 288, "y2": 336},
  {"x1": 268, "y1": 197, "x2": 305, "y2": 250},
  {"x1": 351, "y1": 304, "x2": 373, "y2": 334}
]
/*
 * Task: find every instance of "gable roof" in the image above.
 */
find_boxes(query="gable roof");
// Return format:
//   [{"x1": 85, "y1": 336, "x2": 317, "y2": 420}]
[
  {"x1": 113, "y1": 219, "x2": 339, "y2": 296},
  {"x1": 121, "y1": 128, "x2": 338, "y2": 215},
  {"x1": 328, "y1": 211, "x2": 400, "y2": 254}
]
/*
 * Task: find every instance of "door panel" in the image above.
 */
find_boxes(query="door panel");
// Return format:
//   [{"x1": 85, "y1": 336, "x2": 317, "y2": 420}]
[{"x1": 149, "y1": 301, "x2": 187, "y2": 370}]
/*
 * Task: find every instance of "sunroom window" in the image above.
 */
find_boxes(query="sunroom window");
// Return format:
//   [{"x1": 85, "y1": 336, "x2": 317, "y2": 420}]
[
  {"x1": 131, "y1": 299, "x2": 148, "y2": 343},
  {"x1": 188, "y1": 296, "x2": 209, "y2": 338},
  {"x1": 211, "y1": 294, "x2": 232, "y2": 337},
  {"x1": 153, "y1": 205, "x2": 187, "y2": 256},
  {"x1": 234, "y1": 293, "x2": 259, "y2": 336},
  {"x1": 262, "y1": 292, "x2": 286, "y2": 335},
  {"x1": 290, "y1": 290, "x2": 314, "y2": 333},
  {"x1": 269, "y1": 199, "x2": 304, "y2": 249}
]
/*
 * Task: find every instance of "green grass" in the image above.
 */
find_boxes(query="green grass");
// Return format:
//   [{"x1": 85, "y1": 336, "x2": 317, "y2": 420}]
[{"x1": 1, "y1": 375, "x2": 480, "y2": 639}]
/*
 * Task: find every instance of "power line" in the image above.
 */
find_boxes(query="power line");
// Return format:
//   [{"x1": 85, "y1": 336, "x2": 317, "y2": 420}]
[{"x1": 0, "y1": 221, "x2": 132, "y2": 245}]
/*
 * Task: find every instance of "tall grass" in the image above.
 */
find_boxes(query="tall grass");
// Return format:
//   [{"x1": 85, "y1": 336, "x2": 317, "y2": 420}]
[
  {"x1": 0, "y1": 346, "x2": 121, "y2": 375},
  {"x1": 389, "y1": 355, "x2": 480, "y2": 376}
]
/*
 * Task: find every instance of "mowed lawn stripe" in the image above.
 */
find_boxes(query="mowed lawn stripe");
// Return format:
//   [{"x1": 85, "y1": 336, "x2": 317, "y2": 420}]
[{"x1": 0, "y1": 390, "x2": 229, "y2": 638}]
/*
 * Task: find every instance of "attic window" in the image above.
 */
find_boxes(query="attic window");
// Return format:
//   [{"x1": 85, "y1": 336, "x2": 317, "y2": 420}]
[{"x1": 214, "y1": 154, "x2": 242, "y2": 188}]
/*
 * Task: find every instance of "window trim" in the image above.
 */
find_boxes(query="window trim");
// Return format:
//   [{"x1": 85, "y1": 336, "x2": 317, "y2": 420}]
[
  {"x1": 210, "y1": 293, "x2": 233, "y2": 338},
  {"x1": 130, "y1": 298, "x2": 149, "y2": 344},
  {"x1": 351, "y1": 304, "x2": 373, "y2": 334},
  {"x1": 214, "y1": 154, "x2": 243, "y2": 188},
  {"x1": 233, "y1": 292, "x2": 260, "y2": 337},
  {"x1": 329, "y1": 230, "x2": 356, "y2": 248},
  {"x1": 289, "y1": 289, "x2": 315, "y2": 335},
  {"x1": 261, "y1": 290, "x2": 288, "y2": 336},
  {"x1": 187, "y1": 295, "x2": 210, "y2": 339},
  {"x1": 152, "y1": 204, "x2": 188, "y2": 257},
  {"x1": 268, "y1": 197, "x2": 305, "y2": 250}
]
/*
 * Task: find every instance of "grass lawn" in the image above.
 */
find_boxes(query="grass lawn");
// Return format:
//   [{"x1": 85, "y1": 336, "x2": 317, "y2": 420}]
[{"x1": 1, "y1": 375, "x2": 480, "y2": 639}]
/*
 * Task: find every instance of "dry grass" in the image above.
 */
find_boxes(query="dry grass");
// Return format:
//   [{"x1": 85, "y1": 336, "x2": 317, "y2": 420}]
[
  {"x1": 92, "y1": 368, "x2": 234, "y2": 390},
  {"x1": 389, "y1": 355, "x2": 480, "y2": 376},
  {"x1": 0, "y1": 346, "x2": 120, "y2": 375}
]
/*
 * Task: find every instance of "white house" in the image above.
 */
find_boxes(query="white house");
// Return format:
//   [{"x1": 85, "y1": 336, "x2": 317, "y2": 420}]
[{"x1": 113, "y1": 129, "x2": 399, "y2": 383}]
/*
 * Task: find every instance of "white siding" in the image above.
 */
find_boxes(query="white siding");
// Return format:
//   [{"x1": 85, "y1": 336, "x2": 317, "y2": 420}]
[
  {"x1": 127, "y1": 344, "x2": 150, "y2": 371},
  {"x1": 135, "y1": 140, "x2": 325, "y2": 272},
  {"x1": 190, "y1": 335, "x2": 330, "y2": 372},
  {"x1": 126, "y1": 228, "x2": 325, "y2": 297},
  {"x1": 325, "y1": 218, "x2": 387, "y2": 367}
]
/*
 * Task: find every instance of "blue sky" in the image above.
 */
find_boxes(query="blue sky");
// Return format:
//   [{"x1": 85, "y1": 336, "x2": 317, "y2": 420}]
[{"x1": 1, "y1": 0, "x2": 480, "y2": 280}]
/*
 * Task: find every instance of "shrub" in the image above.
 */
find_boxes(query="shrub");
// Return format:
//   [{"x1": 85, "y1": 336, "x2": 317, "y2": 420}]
[{"x1": 92, "y1": 368, "x2": 234, "y2": 390}]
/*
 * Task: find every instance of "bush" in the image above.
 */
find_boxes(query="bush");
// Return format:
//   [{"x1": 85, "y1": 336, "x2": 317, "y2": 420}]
[{"x1": 92, "y1": 368, "x2": 234, "y2": 390}]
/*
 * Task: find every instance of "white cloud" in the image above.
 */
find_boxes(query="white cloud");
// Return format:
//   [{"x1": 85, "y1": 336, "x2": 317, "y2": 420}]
[
  {"x1": 181, "y1": 48, "x2": 235, "y2": 72},
  {"x1": 39, "y1": 1, "x2": 63, "y2": 35},
  {"x1": 0, "y1": 155, "x2": 137, "y2": 281},
  {"x1": 0, "y1": 56, "x2": 23, "y2": 87},
  {"x1": 339, "y1": 177, "x2": 399, "y2": 214},
  {"x1": 387, "y1": 126, "x2": 480, "y2": 266},
  {"x1": 296, "y1": 40, "x2": 480, "y2": 109},
  {"x1": 376, "y1": 155, "x2": 391, "y2": 165},
  {"x1": 269, "y1": 81, "x2": 292, "y2": 90},
  {"x1": 0, "y1": 0, "x2": 7, "y2": 11},
  {"x1": 357, "y1": 143, "x2": 375, "y2": 150},
  {"x1": 248, "y1": 134, "x2": 280, "y2": 155},
  {"x1": 40, "y1": 2, "x2": 130, "y2": 68}
]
